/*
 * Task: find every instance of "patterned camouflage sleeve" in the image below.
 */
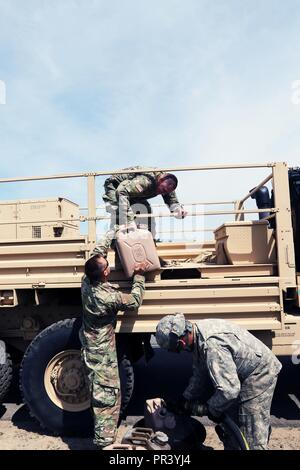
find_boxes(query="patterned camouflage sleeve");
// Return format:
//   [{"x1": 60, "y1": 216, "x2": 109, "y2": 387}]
[
  {"x1": 92, "y1": 229, "x2": 115, "y2": 258},
  {"x1": 183, "y1": 361, "x2": 209, "y2": 401},
  {"x1": 102, "y1": 174, "x2": 128, "y2": 206},
  {"x1": 205, "y1": 340, "x2": 241, "y2": 416},
  {"x1": 102, "y1": 167, "x2": 145, "y2": 207},
  {"x1": 162, "y1": 191, "x2": 181, "y2": 212},
  {"x1": 116, "y1": 176, "x2": 154, "y2": 223},
  {"x1": 106, "y1": 274, "x2": 145, "y2": 311}
]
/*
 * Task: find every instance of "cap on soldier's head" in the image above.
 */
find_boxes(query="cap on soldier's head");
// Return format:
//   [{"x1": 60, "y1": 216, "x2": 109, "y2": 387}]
[{"x1": 155, "y1": 313, "x2": 187, "y2": 349}]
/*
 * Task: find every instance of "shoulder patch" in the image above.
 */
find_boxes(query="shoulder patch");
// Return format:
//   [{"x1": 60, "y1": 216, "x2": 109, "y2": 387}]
[{"x1": 136, "y1": 184, "x2": 144, "y2": 192}]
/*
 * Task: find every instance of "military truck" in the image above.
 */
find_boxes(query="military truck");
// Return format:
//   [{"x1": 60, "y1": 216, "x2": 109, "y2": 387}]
[{"x1": 0, "y1": 162, "x2": 300, "y2": 436}]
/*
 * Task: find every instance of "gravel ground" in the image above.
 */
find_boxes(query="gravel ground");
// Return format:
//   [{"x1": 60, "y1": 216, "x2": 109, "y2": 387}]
[
  {"x1": 1, "y1": 352, "x2": 300, "y2": 451},
  {"x1": 0, "y1": 420, "x2": 300, "y2": 450}
]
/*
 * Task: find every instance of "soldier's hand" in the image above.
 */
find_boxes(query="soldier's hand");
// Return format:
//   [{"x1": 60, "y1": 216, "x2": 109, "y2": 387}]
[
  {"x1": 191, "y1": 401, "x2": 224, "y2": 422},
  {"x1": 127, "y1": 221, "x2": 137, "y2": 230},
  {"x1": 164, "y1": 396, "x2": 190, "y2": 415},
  {"x1": 207, "y1": 408, "x2": 224, "y2": 424},
  {"x1": 174, "y1": 208, "x2": 188, "y2": 219},
  {"x1": 193, "y1": 403, "x2": 209, "y2": 417},
  {"x1": 133, "y1": 261, "x2": 150, "y2": 275}
]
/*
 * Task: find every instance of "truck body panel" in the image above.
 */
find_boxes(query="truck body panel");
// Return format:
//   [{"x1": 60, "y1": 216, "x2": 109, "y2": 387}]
[{"x1": 0, "y1": 162, "x2": 299, "y2": 356}]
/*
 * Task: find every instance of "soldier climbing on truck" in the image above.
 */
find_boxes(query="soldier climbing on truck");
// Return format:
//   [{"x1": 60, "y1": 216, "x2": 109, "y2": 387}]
[{"x1": 102, "y1": 166, "x2": 187, "y2": 235}]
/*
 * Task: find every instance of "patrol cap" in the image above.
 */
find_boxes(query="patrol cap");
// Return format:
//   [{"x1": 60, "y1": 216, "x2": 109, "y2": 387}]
[{"x1": 155, "y1": 313, "x2": 187, "y2": 349}]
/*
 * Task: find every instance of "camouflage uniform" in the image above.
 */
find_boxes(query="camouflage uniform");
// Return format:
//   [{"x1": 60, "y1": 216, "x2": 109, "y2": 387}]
[
  {"x1": 156, "y1": 315, "x2": 282, "y2": 450},
  {"x1": 80, "y1": 232, "x2": 145, "y2": 448},
  {"x1": 102, "y1": 166, "x2": 183, "y2": 236}
]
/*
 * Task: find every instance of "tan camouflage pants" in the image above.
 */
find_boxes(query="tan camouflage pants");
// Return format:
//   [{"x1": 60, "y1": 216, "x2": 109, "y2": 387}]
[{"x1": 82, "y1": 327, "x2": 121, "y2": 448}]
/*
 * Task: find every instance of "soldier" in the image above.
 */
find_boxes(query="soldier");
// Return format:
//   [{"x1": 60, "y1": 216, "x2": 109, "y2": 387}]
[
  {"x1": 80, "y1": 230, "x2": 148, "y2": 449},
  {"x1": 102, "y1": 166, "x2": 187, "y2": 236},
  {"x1": 155, "y1": 313, "x2": 282, "y2": 450}
]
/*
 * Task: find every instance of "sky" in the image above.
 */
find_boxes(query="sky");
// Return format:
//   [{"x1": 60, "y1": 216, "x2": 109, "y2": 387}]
[{"x1": 0, "y1": 0, "x2": 300, "y2": 239}]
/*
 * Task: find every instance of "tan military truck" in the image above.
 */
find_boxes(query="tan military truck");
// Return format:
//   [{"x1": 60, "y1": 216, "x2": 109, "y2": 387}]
[{"x1": 0, "y1": 162, "x2": 300, "y2": 436}]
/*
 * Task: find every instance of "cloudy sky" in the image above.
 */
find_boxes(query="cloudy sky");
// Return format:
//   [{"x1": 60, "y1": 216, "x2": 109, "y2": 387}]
[{"x1": 0, "y1": 1, "x2": 299, "y2": 238}]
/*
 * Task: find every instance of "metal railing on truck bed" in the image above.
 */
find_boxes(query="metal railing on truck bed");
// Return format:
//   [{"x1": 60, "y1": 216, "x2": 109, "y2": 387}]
[{"x1": 0, "y1": 162, "x2": 296, "y2": 333}]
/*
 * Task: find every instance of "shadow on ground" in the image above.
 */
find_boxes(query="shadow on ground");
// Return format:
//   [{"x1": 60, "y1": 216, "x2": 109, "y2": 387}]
[
  {"x1": 127, "y1": 350, "x2": 300, "y2": 424},
  {"x1": 4, "y1": 349, "x2": 300, "y2": 450}
]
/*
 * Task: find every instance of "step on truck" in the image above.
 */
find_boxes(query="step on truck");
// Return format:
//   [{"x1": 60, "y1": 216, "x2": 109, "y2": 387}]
[{"x1": 0, "y1": 162, "x2": 300, "y2": 436}]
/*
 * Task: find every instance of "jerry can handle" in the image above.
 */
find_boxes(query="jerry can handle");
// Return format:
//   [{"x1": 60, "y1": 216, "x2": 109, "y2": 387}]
[{"x1": 118, "y1": 222, "x2": 137, "y2": 235}]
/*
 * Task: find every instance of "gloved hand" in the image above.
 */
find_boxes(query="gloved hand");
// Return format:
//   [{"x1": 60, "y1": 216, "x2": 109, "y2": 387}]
[
  {"x1": 127, "y1": 221, "x2": 137, "y2": 229},
  {"x1": 173, "y1": 208, "x2": 188, "y2": 219},
  {"x1": 191, "y1": 400, "x2": 224, "y2": 422},
  {"x1": 117, "y1": 221, "x2": 137, "y2": 232},
  {"x1": 206, "y1": 409, "x2": 225, "y2": 424},
  {"x1": 192, "y1": 402, "x2": 209, "y2": 417},
  {"x1": 164, "y1": 396, "x2": 190, "y2": 415}
]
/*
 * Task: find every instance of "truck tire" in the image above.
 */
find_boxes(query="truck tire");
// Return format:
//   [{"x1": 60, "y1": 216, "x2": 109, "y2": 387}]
[
  {"x1": 20, "y1": 318, "x2": 134, "y2": 436},
  {"x1": 0, "y1": 353, "x2": 13, "y2": 402},
  {"x1": 118, "y1": 355, "x2": 134, "y2": 419}
]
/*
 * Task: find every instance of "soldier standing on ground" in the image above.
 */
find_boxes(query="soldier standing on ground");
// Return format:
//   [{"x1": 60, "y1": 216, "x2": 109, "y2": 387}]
[
  {"x1": 102, "y1": 166, "x2": 187, "y2": 236},
  {"x1": 80, "y1": 231, "x2": 148, "y2": 449},
  {"x1": 155, "y1": 313, "x2": 282, "y2": 450}
]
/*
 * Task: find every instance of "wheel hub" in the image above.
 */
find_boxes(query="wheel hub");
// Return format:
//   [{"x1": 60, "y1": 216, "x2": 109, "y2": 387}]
[{"x1": 44, "y1": 350, "x2": 90, "y2": 412}]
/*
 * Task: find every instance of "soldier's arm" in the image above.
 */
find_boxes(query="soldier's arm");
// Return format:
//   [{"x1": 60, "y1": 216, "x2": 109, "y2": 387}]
[
  {"x1": 183, "y1": 362, "x2": 209, "y2": 401},
  {"x1": 205, "y1": 340, "x2": 241, "y2": 417},
  {"x1": 92, "y1": 229, "x2": 115, "y2": 258},
  {"x1": 107, "y1": 274, "x2": 145, "y2": 311},
  {"x1": 162, "y1": 191, "x2": 182, "y2": 212}
]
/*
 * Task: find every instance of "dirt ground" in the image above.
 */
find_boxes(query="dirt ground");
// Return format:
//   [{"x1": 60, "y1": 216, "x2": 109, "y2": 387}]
[{"x1": 0, "y1": 421, "x2": 299, "y2": 450}]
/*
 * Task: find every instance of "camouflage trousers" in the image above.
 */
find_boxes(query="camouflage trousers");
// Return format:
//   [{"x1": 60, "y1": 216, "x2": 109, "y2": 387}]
[
  {"x1": 238, "y1": 376, "x2": 278, "y2": 450},
  {"x1": 110, "y1": 199, "x2": 156, "y2": 238},
  {"x1": 82, "y1": 329, "x2": 121, "y2": 448}
]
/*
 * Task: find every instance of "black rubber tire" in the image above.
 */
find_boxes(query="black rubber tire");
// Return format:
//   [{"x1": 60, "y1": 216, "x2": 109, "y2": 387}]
[
  {"x1": 119, "y1": 355, "x2": 134, "y2": 418},
  {"x1": 0, "y1": 352, "x2": 13, "y2": 402},
  {"x1": 20, "y1": 318, "x2": 134, "y2": 436}
]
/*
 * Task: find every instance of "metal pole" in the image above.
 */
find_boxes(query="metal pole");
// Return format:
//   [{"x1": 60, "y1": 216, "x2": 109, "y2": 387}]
[
  {"x1": 0, "y1": 163, "x2": 277, "y2": 184},
  {"x1": 80, "y1": 200, "x2": 237, "y2": 211},
  {"x1": 235, "y1": 173, "x2": 273, "y2": 221},
  {"x1": 238, "y1": 173, "x2": 273, "y2": 207},
  {"x1": 87, "y1": 175, "x2": 97, "y2": 247},
  {"x1": 0, "y1": 207, "x2": 278, "y2": 225},
  {"x1": 235, "y1": 201, "x2": 244, "y2": 222}
]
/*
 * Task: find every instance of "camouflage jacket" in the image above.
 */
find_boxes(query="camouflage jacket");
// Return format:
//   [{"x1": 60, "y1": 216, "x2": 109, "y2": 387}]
[
  {"x1": 183, "y1": 319, "x2": 282, "y2": 416},
  {"x1": 102, "y1": 166, "x2": 181, "y2": 213},
  {"x1": 80, "y1": 233, "x2": 145, "y2": 351}
]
